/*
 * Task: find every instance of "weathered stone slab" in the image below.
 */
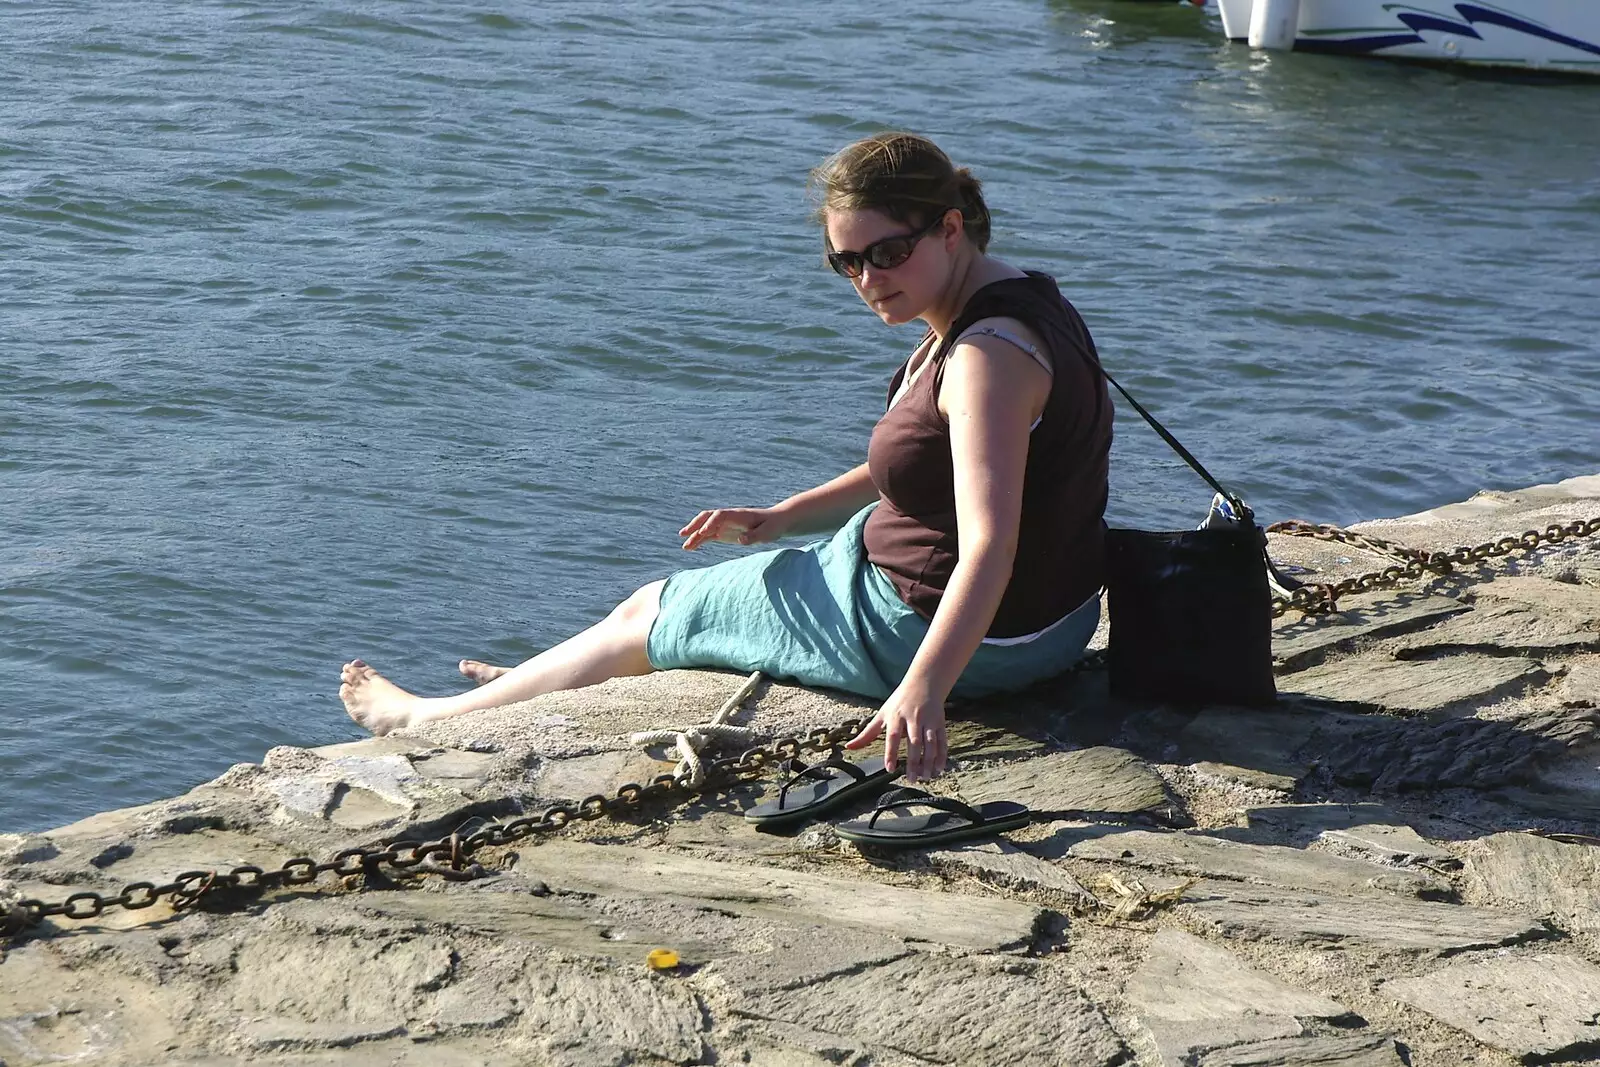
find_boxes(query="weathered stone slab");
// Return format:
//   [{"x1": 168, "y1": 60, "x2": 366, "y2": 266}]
[
  {"x1": 527, "y1": 841, "x2": 1046, "y2": 951},
  {"x1": 1497, "y1": 783, "x2": 1600, "y2": 824},
  {"x1": 663, "y1": 807, "x2": 785, "y2": 858},
  {"x1": 0, "y1": 944, "x2": 187, "y2": 1065},
  {"x1": 1394, "y1": 601, "x2": 1598, "y2": 657},
  {"x1": 228, "y1": 930, "x2": 458, "y2": 1043},
  {"x1": 180, "y1": 898, "x2": 706, "y2": 1064},
  {"x1": 243, "y1": 1018, "x2": 409, "y2": 1051},
  {"x1": 926, "y1": 840, "x2": 1096, "y2": 905},
  {"x1": 44, "y1": 827, "x2": 302, "y2": 890},
  {"x1": 948, "y1": 747, "x2": 1170, "y2": 815},
  {"x1": 1068, "y1": 830, "x2": 1450, "y2": 899},
  {"x1": 1128, "y1": 929, "x2": 1350, "y2": 1066},
  {"x1": 1284, "y1": 653, "x2": 1549, "y2": 714},
  {"x1": 0, "y1": 833, "x2": 59, "y2": 866},
  {"x1": 1167, "y1": 707, "x2": 1329, "y2": 791},
  {"x1": 1272, "y1": 592, "x2": 1468, "y2": 672},
  {"x1": 715, "y1": 1019, "x2": 876, "y2": 1067},
  {"x1": 1193, "y1": 762, "x2": 1302, "y2": 793},
  {"x1": 1506, "y1": 705, "x2": 1600, "y2": 749},
  {"x1": 166, "y1": 1044, "x2": 526, "y2": 1066},
  {"x1": 518, "y1": 953, "x2": 707, "y2": 1066},
  {"x1": 1477, "y1": 575, "x2": 1600, "y2": 622},
  {"x1": 1560, "y1": 657, "x2": 1600, "y2": 707},
  {"x1": 707, "y1": 926, "x2": 912, "y2": 995},
  {"x1": 732, "y1": 953, "x2": 1125, "y2": 1066},
  {"x1": 1021, "y1": 821, "x2": 1125, "y2": 861},
  {"x1": 1315, "y1": 713, "x2": 1581, "y2": 793},
  {"x1": 405, "y1": 747, "x2": 500, "y2": 791},
  {"x1": 1466, "y1": 831, "x2": 1600, "y2": 933},
  {"x1": 1197, "y1": 1034, "x2": 1405, "y2": 1066},
  {"x1": 243, "y1": 750, "x2": 510, "y2": 838},
  {"x1": 1181, "y1": 881, "x2": 1549, "y2": 951},
  {"x1": 309, "y1": 735, "x2": 438, "y2": 761},
  {"x1": 352, "y1": 882, "x2": 752, "y2": 965},
  {"x1": 532, "y1": 748, "x2": 673, "y2": 803},
  {"x1": 1386, "y1": 955, "x2": 1600, "y2": 1062},
  {"x1": 43, "y1": 785, "x2": 263, "y2": 843},
  {"x1": 1317, "y1": 825, "x2": 1459, "y2": 869},
  {"x1": 1236, "y1": 804, "x2": 1458, "y2": 868},
  {"x1": 945, "y1": 716, "x2": 1049, "y2": 764}
]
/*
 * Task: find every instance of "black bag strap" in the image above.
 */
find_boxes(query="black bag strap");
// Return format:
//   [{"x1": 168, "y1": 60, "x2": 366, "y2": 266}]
[
  {"x1": 1093, "y1": 360, "x2": 1250, "y2": 523},
  {"x1": 1092, "y1": 358, "x2": 1306, "y2": 591}
]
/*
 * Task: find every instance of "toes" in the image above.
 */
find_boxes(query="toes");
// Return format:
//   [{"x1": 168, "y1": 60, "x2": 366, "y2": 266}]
[
  {"x1": 341, "y1": 661, "x2": 377, "y2": 685},
  {"x1": 458, "y1": 659, "x2": 502, "y2": 685}
]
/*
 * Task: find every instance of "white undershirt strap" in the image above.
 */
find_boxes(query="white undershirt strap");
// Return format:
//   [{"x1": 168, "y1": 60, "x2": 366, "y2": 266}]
[
  {"x1": 953, "y1": 323, "x2": 1051, "y2": 432},
  {"x1": 954, "y1": 324, "x2": 1054, "y2": 376}
]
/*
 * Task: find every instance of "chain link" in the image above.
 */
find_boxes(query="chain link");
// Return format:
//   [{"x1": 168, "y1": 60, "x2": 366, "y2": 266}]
[
  {"x1": 1, "y1": 717, "x2": 867, "y2": 940},
  {"x1": 1266, "y1": 517, "x2": 1600, "y2": 618}
]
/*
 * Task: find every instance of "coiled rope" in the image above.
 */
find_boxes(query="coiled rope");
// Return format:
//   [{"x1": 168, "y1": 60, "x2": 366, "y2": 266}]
[{"x1": 629, "y1": 670, "x2": 765, "y2": 788}]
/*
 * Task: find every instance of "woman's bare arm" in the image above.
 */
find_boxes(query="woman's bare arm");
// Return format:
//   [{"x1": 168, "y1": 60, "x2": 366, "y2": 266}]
[
  {"x1": 846, "y1": 335, "x2": 1051, "y2": 779},
  {"x1": 679, "y1": 462, "x2": 878, "y2": 549}
]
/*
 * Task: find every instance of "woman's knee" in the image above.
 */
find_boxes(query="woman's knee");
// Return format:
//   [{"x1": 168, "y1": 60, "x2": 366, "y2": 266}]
[{"x1": 609, "y1": 580, "x2": 666, "y2": 628}]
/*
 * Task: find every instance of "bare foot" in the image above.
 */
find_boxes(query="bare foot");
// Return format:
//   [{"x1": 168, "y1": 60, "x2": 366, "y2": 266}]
[
  {"x1": 340, "y1": 660, "x2": 422, "y2": 736},
  {"x1": 458, "y1": 659, "x2": 510, "y2": 686}
]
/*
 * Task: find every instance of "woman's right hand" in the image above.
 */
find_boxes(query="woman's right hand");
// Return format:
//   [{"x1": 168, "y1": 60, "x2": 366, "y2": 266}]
[{"x1": 678, "y1": 506, "x2": 791, "y2": 550}]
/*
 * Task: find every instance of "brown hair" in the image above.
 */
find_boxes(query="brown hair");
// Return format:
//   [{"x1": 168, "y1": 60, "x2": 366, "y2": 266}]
[{"x1": 809, "y1": 132, "x2": 992, "y2": 253}]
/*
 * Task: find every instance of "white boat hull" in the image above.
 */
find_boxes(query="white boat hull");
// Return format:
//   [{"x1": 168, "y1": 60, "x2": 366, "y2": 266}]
[{"x1": 1212, "y1": 0, "x2": 1600, "y2": 75}]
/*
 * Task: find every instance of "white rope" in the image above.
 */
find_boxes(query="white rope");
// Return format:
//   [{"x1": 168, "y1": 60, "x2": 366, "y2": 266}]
[
  {"x1": 629, "y1": 670, "x2": 765, "y2": 788},
  {"x1": 0, "y1": 878, "x2": 26, "y2": 938}
]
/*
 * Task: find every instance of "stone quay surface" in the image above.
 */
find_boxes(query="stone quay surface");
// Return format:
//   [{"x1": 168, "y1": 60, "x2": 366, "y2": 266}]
[{"x1": 3, "y1": 474, "x2": 1599, "y2": 1066}]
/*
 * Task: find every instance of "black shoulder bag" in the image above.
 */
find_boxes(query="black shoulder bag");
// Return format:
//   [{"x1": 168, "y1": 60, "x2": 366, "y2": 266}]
[{"x1": 1095, "y1": 367, "x2": 1281, "y2": 707}]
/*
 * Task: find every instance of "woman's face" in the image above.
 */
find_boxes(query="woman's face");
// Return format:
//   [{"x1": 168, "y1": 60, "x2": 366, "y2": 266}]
[{"x1": 824, "y1": 207, "x2": 955, "y2": 326}]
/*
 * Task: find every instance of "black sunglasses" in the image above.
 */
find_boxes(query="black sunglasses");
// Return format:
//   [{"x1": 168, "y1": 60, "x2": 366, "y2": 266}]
[{"x1": 826, "y1": 213, "x2": 947, "y2": 279}]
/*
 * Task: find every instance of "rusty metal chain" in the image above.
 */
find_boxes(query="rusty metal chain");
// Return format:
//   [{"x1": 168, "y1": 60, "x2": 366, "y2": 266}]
[
  {"x1": 1266, "y1": 517, "x2": 1600, "y2": 618},
  {"x1": 1, "y1": 718, "x2": 866, "y2": 940},
  {"x1": 15, "y1": 517, "x2": 1595, "y2": 938}
]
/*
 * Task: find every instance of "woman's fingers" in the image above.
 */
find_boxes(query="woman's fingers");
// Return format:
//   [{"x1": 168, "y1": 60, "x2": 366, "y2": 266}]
[
  {"x1": 852, "y1": 711, "x2": 905, "y2": 773},
  {"x1": 678, "y1": 510, "x2": 712, "y2": 538},
  {"x1": 906, "y1": 720, "x2": 946, "y2": 781},
  {"x1": 843, "y1": 713, "x2": 884, "y2": 751},
  {"x1": 905, "y1": 726, "x2": 925, "y2": 782},
  {"x1": 682, "y1": 510, "x2": 732, "y2": 550},
  {"x1": 735, "y1": 516, "x2": 768, "y2": 544},
  {"x1": 679, "y1": 512, "x2": 716, "y2": 548},
  {"x1": 882, "y1": 715, "x2": 906, "y2": 775},
  {"x1": 681, "y1": 509, "x2": 759, "y2": 550}
]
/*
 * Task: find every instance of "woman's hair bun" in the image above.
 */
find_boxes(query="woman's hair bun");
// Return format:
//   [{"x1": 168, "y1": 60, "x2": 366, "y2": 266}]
[{"x1": 811, "y1": 133, "x2": 992, "y2": 253}]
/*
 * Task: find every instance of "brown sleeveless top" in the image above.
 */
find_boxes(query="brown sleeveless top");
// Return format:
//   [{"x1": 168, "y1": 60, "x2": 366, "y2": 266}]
[{"x1": 863, "y1": 272, "x2": 1112, "y2": 638}]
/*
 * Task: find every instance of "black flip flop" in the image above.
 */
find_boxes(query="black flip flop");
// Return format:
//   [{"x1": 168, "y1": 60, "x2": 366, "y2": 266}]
[
  {"x1": 743, "y1": 752, "x2": 901, "y2": 830},
  {"x1": 835, "y1": 786, "x2": 1030, "y2": 849}
]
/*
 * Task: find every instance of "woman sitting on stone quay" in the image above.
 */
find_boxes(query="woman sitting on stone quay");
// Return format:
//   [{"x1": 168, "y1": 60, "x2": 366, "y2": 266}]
[{"x1": 340, "y1": 132, "x2": 1114, "y2": 785}]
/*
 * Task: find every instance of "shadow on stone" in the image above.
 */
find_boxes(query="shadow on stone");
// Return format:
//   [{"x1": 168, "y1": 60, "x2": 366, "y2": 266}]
[{"x1": 955, "y1": 645, "x2": 1598, "y2": 844}]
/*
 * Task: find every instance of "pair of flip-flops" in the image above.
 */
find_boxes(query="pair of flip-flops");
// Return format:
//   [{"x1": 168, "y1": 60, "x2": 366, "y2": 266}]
[{"x1": 743, "y1": 752, "x2": 1030, "y2": 848}]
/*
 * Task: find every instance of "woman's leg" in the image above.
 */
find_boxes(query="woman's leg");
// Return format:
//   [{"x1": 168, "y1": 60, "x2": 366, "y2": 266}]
[{"x1": 341, "y1": 580, "x2": 665, "y2": 736}]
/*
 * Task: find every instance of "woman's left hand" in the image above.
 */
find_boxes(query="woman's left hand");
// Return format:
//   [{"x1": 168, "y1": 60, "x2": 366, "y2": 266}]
[{"x1": 844, "y1": 678, "x2": 948, "y2": 782}]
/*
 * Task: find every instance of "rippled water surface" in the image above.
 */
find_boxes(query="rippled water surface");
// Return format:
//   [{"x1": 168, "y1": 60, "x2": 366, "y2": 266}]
[{"x1": 3, "y1": 0, "x2": 1598, "y2": 830}]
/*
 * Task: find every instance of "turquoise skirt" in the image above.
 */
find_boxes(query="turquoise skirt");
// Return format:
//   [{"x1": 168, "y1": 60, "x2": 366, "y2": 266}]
[{"x1": 646, "y1": 504, "x2": 1098, "y2": 700}]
